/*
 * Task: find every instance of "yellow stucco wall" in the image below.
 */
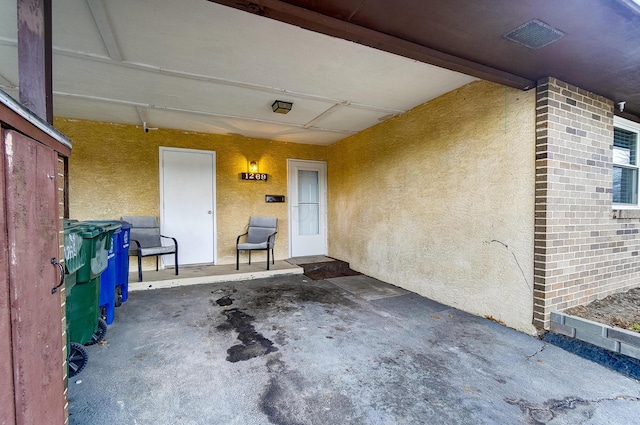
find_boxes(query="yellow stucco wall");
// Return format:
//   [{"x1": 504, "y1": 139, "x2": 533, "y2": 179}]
[
  {"x1": 56, "y1": 80, "x2": 536, "y2": 332},
  {"x1": 327, "y1": 81, "x2": 537, "y2": 333},
  {"x1": 54, "y1": 119, "x2": 327, "y2": 266}
]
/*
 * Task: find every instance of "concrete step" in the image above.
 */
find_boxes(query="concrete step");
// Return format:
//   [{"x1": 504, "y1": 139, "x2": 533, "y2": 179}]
[{"x1": 298, "y1": 259, "x2": 361, "y2": 280}]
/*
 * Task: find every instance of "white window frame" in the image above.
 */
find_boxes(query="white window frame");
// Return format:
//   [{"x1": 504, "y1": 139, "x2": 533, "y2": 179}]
[{"x1": 613, "y1": 116, "x2": 640, "y2": 208}]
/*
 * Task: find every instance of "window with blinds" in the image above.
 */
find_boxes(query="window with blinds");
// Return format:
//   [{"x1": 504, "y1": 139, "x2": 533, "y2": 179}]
[{"x1": 613, "y1": 121, "x2": 639, "y2": 205}]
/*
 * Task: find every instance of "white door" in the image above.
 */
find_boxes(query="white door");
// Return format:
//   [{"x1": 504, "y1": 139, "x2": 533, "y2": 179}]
[
  {"x1": 288, "y1": 159, "x2": 327, "y2": 257},
  {"x1": 160, "y1": 147, "x2": 216, "y2": 266}
]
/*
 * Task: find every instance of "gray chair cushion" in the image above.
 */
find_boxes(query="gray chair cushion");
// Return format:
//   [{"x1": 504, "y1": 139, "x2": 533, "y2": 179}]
[
  {"x1": 138, "y1": 246, "x2": 177, "y2": 256},
  {"x1": 236, "y1": 216, "x2": 277, "y2": 270},
  {"x1": 249, "y1": 216, "x2": 277, "y2": 228},
  {"x1": 121, "y1": 216, "x2": 159, "y2": 228},
  {"x1": 237, "y1": 242, "x2": 269, "y2": 250},
  {"x1": 245, "y1": 216, "x2": 277, "y2": 247},
  {"x1": 121, "y1": 216, "x2": 176, "y2": 254},
  {"x1": 129, "y1": 227, "x2": 162, "y2": 249}
]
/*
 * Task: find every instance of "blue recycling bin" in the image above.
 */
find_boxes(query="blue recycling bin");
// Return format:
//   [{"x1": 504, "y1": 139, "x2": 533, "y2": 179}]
[
  {"x1": 86, "y1": 221, "x2": 122, "y2": 325},
  {"x1": 115, "y1": 221, "x2": 131, "y2": 305}
]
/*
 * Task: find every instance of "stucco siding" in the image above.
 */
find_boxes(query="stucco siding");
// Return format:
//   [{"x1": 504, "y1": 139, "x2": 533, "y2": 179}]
[
  {"x1": 327, "y1": 81, "x2": 537, "y2": 333},
  {"x1": 55, "y1": 119, "x2": 326, "y2": 267}
]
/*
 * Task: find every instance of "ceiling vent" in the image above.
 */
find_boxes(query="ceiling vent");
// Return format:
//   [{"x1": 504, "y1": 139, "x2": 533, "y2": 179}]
[{"x1": 504, "y1": 19, "x2": 565, "y2": 49}]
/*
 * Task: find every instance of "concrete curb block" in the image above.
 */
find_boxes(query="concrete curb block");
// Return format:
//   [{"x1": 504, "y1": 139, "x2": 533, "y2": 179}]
[
  {"x1": 550, "y1": 312, "x2": 640, "y2": 361},
  {"x1": 128, "y1": 267, "x2": 304, "y2": 292}
]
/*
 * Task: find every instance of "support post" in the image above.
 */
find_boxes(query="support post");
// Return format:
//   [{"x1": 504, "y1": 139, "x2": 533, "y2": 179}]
[{"x1": 17, "y1": 0, "x2": 53, "y2": 123}]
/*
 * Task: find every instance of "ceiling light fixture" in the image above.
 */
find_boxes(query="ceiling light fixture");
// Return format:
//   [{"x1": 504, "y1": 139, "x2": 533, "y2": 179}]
[{"x1": 272, "y1": 100, "x2": 293, "y2": 114}]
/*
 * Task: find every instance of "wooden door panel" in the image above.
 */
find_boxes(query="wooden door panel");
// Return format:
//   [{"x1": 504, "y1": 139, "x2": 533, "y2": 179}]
[
  {"x1": 4, "y1": 130, "x2": 65, "y2": 425},
  {"x1": 0, "y1": 128, "x2": 16, "y2": 425}
]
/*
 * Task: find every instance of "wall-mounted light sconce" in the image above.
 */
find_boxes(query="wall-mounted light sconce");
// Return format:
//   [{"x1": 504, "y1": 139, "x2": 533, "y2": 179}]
[
  {"x1": 241, "y1": 160, "x2": 268, "y2": 181},
  {"x1": 272, "y1": 100, "x2": 293, "y2": 114}
]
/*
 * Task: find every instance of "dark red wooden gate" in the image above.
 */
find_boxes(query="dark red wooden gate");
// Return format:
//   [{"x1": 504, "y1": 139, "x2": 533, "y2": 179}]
[
  {"x1": 1, "y1": 129, "x2": 66, "y2": 424},
  {"x1": 1, "y1": 88, "x2": 71, "y2": 425}
]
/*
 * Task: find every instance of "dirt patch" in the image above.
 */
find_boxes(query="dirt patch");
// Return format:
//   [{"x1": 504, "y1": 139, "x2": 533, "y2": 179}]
[{"x1": 565, "y1": 288, "x2": 640, "y2": 333}]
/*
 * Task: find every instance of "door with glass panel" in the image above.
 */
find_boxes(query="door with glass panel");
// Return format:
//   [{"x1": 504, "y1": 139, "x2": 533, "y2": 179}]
[{"x1": 288, "y1": 159, "x2": 327, "y2": 257}]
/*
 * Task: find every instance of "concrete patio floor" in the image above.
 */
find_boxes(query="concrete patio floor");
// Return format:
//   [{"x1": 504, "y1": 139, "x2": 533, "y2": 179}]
[
  {"x1": 127, "y1": 259, "x2": 303, "y2": 291},
  {"x1": 68, "y1": 273, "x2": 640, "y2": 424}
]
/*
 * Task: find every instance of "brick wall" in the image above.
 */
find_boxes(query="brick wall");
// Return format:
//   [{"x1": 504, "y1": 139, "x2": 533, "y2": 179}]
[{"x1": 534, "y1": 77, "x2": 640, "y2": 329}]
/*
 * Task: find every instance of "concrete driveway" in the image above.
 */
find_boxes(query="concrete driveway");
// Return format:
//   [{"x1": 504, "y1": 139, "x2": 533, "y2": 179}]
[{"x1": 68, "y1": 274, "x2": 640, "y2": 424}]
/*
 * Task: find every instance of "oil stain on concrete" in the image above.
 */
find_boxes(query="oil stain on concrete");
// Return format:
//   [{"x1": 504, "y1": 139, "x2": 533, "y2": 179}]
[
  {"x1": 259, "y1": 355, "x2": 362, "y2": 425},
  {"x1": 217, "y1": 307, "x2": 278, "y2": 362}
]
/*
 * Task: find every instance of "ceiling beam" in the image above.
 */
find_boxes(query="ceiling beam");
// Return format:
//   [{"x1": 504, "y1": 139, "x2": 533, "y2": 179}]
[
  {"x1": 54, "y1": 91, "x2": 358, "y2": 134},
  {"x1": 0, "y1": 37, "x2": 407, "y2": 115},
  {"x1": 87, "y1": 0, "x2": 123, "y2": 61},
  {"x1": 207, "y1": 0, "x2": 536, "y2": 91}
]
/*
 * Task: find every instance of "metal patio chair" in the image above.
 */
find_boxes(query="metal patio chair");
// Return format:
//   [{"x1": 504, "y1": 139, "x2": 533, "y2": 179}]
[
  {"x1": 236, "y1": 216, "x2": 278, "y2": 270},
  {"x1": 121, "y1": 216, "x2": 178, "y2": 282}
]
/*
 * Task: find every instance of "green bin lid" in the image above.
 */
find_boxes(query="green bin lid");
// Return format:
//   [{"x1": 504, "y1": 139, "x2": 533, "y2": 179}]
[{"x1": 84, "y1": 220, "x2": 122, "y2": 232}]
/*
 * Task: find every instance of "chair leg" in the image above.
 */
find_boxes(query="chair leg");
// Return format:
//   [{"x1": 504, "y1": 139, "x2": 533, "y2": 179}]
[
  {"x1": 267, "y1": 248, "x2": 270, "y2": 270},
  {"x1": 236, "y1": 249, "x2": 240, "y2": 270},
  {"x1": 272, "y1": 248, "x2": 275, "y2": 265},
  {"x1": 137, "y1": 254, "x2": 143, "y2": 282},
  {"x1": 174, "y1": 250, "x2": 179, "y2": 275},
  {"x1": 248, "y1": 251, "x2": 251, "y2": 265}
]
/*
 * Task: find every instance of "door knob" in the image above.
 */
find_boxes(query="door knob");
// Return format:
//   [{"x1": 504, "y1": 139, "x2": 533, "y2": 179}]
[{"x1": 208, "y1": 210, "x2": 212, "y2": 214}]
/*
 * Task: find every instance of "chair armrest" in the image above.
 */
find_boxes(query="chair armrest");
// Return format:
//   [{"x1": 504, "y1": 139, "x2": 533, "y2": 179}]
[
  {"x1": 160, "y1": 235, "x2": 178, "y2": 249},
  {"x1": 236, "y1": 232, "x2": 248, "y2": 244},
  {"x1": 129, "y1": 239, "x2": 141, "y2": 256},
  {"x1": 267, "y1": 231, "x2": 277, "y2": 245}
]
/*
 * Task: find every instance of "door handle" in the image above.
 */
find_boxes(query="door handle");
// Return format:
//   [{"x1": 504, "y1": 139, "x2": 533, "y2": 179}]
[
  {"x1": 208, "y1": 210, "x2": 212, "y2": 214},
  {"x1": 51, "y1": 258, "x2": 65, "y2": 294}
]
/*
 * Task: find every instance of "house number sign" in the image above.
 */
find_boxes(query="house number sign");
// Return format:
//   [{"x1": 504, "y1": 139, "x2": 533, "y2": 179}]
[{"x1": 241, "y1": 172, "x2": 268, "y2": 181}]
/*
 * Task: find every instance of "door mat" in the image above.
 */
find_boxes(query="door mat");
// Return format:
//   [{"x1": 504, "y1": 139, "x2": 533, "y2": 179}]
[{"x1": 298, "y1": 259, "x2": 361, "y2": 280}]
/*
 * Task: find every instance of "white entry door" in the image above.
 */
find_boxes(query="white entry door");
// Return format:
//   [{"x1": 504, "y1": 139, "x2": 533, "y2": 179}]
[
  {"x1": 288, "y1": 159, "x2": 327, "y2": 257},
  {"x1": 160, "y1": 147, "x2": 216, "y2": 266}
]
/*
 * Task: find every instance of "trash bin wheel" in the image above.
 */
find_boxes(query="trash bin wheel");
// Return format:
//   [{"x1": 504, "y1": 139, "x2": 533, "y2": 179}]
[
  {"x1": 85, "y1": 318, "x2": 107, "y2": 346},
  {"x1": 68, "y1": 342, "x2": 88, "y2": 377},
  {"x1": 115, "y1": 286, "x2": 123, "y2": 307}
]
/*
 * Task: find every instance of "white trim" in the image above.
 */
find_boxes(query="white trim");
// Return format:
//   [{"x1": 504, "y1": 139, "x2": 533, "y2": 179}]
[
  {"x1": 287, "y1": 159, "x2": 328, "y2": 258},
  {"x1": 613, "y1": 116, "x2": 640, "y2": 209},
  {"x1": 129, "y1": 266, "x2": 303, "y2": 292},
  {"x1": 614, "y1": 116, "x2": 640, "y2": 133},
  {"x1": 159, "y1": 147, "x2": 217, "y2": 265},
  {"x1": 0, "y1": 89, "x2": 72, "y2": 149}
]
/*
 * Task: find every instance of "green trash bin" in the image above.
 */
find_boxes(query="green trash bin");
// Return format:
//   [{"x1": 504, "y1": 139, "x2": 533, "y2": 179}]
[
  {"x1": 62, "y1": 219, "x2": 89, "y2": 377},
  {"x1": 74, "y1": 221, "x2": 119, "y2": 284},
  {"x1": 63, "y1": 220, "x2": 119, "y2": 376},
  {"x1": 63, "y1": 219, "x2": 85, "y2": 278}
]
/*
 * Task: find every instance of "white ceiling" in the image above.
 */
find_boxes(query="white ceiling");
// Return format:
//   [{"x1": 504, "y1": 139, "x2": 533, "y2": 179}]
[{"x1": 0, "y1": 0, "x2": 477, "y2": 145}]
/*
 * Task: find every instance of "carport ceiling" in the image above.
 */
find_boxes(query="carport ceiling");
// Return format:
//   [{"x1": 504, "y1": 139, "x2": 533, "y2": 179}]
[
  {"x1": 0, "y1": 0, "x2": 477, "y2": 145},
  {"x1": 1, "y1": 1, "x2": 639, "y2": 145},
  {"x1": 211, "y1": 0, "x2": 640, "y2": 121}
]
